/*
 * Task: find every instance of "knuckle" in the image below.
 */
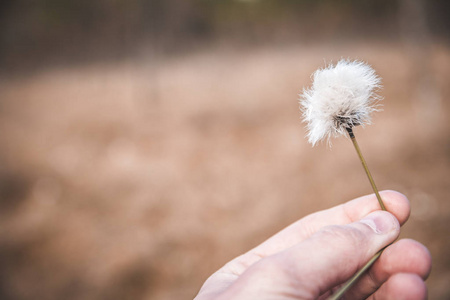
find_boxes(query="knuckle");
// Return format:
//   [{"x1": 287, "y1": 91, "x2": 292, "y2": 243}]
[
  {"x1": 319, "y1": 225, "x2": 367, "y2": 250},
  {"x1": 248, "y1": 255, "x2": 291, "y2": 281},
  {"x1": 253, "y1": 256, "x2": 283, "y2": 274}
]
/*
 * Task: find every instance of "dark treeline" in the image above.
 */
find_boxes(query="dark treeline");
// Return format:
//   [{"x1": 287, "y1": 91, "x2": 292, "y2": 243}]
[{"x1": 0, "y1": 0, "x2": 448, "y2": 70}]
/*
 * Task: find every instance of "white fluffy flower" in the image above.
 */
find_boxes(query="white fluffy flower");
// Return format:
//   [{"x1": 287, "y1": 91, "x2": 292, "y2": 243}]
[{"x1": 300, "y1": 59, "x2": 382, "y2": 146}]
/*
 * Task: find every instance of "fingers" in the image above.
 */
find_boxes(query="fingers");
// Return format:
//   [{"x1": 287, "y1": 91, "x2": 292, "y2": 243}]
[
  {"x1": 368, "y1": 273, "x2": 427, "y2": 300},
  {"x1": 220, "y1": 210, "x2": 400, "y2": 299},
  {"x1": 246, "y1": 191, "x2": 409, "y2": 260},
  {"x1": 344, "y1": 239, "x2": 431, "y2": 299},
  {"x1": 376, "y1": 239, "x2": 431, "y2": 279}
]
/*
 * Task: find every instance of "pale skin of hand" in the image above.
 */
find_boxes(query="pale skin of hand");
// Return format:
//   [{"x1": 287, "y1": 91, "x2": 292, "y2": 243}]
[{"x1": 195, "y1": 191, "x2": 432, "y2": 300}]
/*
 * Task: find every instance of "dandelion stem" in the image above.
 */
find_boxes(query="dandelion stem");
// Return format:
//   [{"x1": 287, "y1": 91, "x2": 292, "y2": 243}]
[
  {"x1": 327, "y1": 249, "x2": 384, "y2": 300},
  {"x1": 326, "y1": 128, "x2": 388, "y2": 300},
  {"x1": 346, "y1": 128, "x2": 386, "y2": 211}
]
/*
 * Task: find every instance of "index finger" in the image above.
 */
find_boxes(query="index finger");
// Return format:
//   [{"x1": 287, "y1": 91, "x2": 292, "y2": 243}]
[{"x1": 247, "y1": 190, "x2": 410, "y2": 260}]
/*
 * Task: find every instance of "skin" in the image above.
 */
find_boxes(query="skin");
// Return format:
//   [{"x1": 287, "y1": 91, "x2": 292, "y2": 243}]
[{"x1": 195, "y1": 191, "x2": 431, "y2": 300}]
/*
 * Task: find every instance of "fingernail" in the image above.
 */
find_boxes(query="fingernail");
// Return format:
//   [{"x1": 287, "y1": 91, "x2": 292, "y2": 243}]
[{"x1": 360, "y1": 211, "x2": 398, "y2": 234}]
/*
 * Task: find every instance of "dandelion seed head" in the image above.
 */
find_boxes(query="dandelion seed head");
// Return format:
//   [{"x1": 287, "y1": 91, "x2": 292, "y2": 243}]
[{"x1": 300, "y1": 59, "x2": 382, "y2": 146}]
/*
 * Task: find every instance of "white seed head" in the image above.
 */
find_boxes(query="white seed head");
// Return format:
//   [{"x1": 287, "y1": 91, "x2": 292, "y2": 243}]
[{"x1": 300, "y1": 59, "x2": 382, "y2": 146}]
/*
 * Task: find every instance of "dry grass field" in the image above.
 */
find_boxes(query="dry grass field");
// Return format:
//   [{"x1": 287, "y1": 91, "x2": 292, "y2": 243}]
[{"x1": 0, "y1": 41, "x2": 449, "y2": 299}]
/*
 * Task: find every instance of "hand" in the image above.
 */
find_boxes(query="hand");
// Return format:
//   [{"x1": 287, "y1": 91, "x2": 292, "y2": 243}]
[{"x1": 195, "y1": 191, "x2": 431, "y2": 300}]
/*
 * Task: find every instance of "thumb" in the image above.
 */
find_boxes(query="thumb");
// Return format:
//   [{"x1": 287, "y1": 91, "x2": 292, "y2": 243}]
[
  {"x1": 221, "y1": 211, "x2": 400, "y2": 299},
  {"x1": 281, "y1": 210, "x2": 400, "y2": 298}
]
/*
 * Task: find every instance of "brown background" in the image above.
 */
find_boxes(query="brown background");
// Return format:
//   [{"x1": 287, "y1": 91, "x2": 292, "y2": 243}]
[{"x1": 1, "y1": 1, "x2": 449, "y2": 299}]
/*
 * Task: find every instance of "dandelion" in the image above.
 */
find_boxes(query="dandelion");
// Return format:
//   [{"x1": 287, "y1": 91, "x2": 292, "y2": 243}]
[
  {"x1": 300, "y1": 59, "x2": 388, "y2": 299},
  {"x1": 300, "y1": 59, "x2": 381, "y2": 146}
]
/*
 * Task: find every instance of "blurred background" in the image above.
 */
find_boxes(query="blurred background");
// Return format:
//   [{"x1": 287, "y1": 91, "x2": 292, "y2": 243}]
[{"x1": 0, "y1": 0, "x2": 449, "y2": 299}]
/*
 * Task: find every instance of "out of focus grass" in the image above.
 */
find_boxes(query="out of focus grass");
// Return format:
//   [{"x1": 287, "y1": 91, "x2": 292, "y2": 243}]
[{"x1": 1, "y1": 41, "x2": 449, "y2": 299}]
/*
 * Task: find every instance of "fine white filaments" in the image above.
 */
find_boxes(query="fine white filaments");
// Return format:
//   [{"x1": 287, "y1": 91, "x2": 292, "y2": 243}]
[{"x1": 300, "y1": 59, "x2": 382, "y2": 146}]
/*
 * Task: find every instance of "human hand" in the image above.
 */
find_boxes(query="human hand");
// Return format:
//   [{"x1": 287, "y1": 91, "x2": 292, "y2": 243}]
[{"x1": 195, "y1": 191, "x2": 431, "y2": 300}]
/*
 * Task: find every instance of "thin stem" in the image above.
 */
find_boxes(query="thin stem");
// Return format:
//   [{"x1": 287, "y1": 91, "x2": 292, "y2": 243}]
[
  {"x1": 327, "y1": 250, "x2": 384, "y2": 300},
  {"x1": 346, "y1": 128, "x2": 386, "y2": 211},
  {"x1": 326, "y1": 128, "x2": 387, "y2": 300}
]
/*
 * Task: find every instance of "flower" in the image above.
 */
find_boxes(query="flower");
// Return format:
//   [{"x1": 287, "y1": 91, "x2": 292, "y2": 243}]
[{"x1": 300, "y1": 59, "x2": 382, "y2": 146}]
